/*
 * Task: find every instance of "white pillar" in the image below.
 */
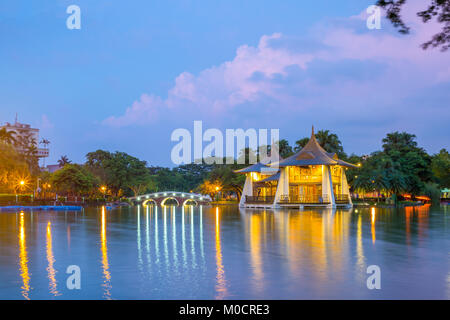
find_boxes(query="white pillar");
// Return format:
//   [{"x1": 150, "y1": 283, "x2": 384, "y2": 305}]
[
  {"x1": 239, "y1": 173, "x2": 253, "y2": 207},
  {"x1": 274, "y1": 167, "x2": 289, "y2": 205},
  {"x1": 341, "y1": 168, "x2": 353, "y2": 206},
  {"x1": 322, "y1": 165, "x2": 335, "y2": 207}
]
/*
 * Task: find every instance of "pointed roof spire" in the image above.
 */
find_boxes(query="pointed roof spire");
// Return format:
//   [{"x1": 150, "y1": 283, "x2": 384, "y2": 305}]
[{"x1": 311, "y1": 125, "x2": 315, "y2": 138}]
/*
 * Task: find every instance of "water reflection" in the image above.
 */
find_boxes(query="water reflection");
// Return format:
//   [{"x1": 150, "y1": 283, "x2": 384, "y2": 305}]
[
  {"x1": 215, "y1": 207, "x2": 227, "y2": 299},
  {"x1": 1, "y1": 205, "x2": 448, "y2": 299},
  {"x1": 18, "y1": 212, "x2": 31, "y2": 300},
  {"x1": 100, "y1": 207, "x2": 112, "y2": 299},
  {"x1": 249, "y1": 211, "x2": 263, "y2": 294},
  {"x1": 46, "y1": 221, "x2": 59, "y2": 296},
  {"x1": 356, "y1": 214, "x2": 366, "y2": 281},
  {"x1": 371, "y1": 207, "x2": 376, "y2": 244}
]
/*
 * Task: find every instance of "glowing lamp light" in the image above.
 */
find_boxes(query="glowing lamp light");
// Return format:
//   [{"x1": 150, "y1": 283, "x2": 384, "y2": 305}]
[{"x1": 20, "y1": 180, "x2": 25, "y2": 186}]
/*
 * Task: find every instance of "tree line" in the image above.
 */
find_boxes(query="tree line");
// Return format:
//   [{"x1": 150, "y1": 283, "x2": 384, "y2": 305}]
[{"x1": 1, "y1": 127, "x2": 448, "y2": 203}]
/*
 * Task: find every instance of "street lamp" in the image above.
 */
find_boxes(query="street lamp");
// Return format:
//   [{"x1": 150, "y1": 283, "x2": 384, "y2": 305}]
[{"x1": 100, "y1": 186, "x2": 107, "y2": 201}]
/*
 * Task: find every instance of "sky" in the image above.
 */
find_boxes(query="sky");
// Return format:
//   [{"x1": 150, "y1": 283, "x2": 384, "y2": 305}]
[{"x1": 1, "y1": 0, "x2": 449, "y2": 167}]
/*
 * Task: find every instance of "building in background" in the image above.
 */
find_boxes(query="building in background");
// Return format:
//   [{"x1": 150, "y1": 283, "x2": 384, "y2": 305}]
[{"x1": 1, "y1": 117, "x2": 49, "y2": 165}]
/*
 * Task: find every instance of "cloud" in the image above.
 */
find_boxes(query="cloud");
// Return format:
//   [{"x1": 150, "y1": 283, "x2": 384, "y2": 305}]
[
  {"x1": 103, "y1": 0, "x2": 450, "y2": 137},
  {"x1": 102, "y1": 94, "x2": 163, "y2": 127}
]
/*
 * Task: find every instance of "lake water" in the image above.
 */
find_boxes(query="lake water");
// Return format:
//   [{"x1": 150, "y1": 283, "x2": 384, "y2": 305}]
[{"x1": 0, "y1": 204, "x2": 448, "y2": 300}]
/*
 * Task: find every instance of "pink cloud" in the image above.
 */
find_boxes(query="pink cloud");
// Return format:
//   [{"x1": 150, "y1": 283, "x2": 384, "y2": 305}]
[{"x1": 103, "y1": 0, "x2": 449, "y2": 127}]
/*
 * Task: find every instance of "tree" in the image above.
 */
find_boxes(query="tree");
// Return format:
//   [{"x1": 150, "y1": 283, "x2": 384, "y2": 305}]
[
  {"x1": 58, "y1": 155, "x2": 72, "y2": 167},
  {"x1": 381, "y1": 131, "x2": 432, "y2": 195},
  {"x1": 276, "y1": 139, "x2": 294, "y2": 159},
  {"x1": 377, "y1": 0, "x2": 450, "y2": 51},
  {"x1": 315, "y1": 130, "x2": 346, "y2": 158},
  {"x1": 206, "y1": 165, "x2": 246, "y2": 201},
  {"x1": 0, "y1": 128, "x2": 16, "y2": 145},
  {"x1": 431, "y1": 149, "x2": 450, "y2": 187},
  {"x1": 13, "y1": 132, "x2": 39, "y2": 174},
  {"x1": 294, "y1": 137, "x2": 309, "y2": 152},
  {"x1": 0, "y1": 142, "x2": 29, "y2": 193},
  {"x1": 50, "y1": 164, "x2": 98, "y2": 196},
  {"x1": 293, "y1": 129, "x2": 347, "y2": 158},
  {"x1": 197, "y1": 179, "x2": 223, "y2": 200},
  {"x1": 85, "y1": 150, "x2": 150, "y2": 197}
]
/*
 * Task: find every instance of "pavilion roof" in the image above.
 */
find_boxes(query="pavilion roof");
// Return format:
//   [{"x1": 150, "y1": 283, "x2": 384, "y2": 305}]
[
  {"x1": 278, "y1": 126, "x2": 358, "y2": 168},
  {"x1": 259, "y1": 171, "x2": 280, "y2": 182},
  {"x1": 234, "y1": 162, "x2": 279, "y2": 174}
]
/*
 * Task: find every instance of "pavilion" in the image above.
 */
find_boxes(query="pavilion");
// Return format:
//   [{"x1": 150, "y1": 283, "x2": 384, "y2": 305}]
[{"x1": 236, "y1": 127, "x2": 357, "y2": 209}]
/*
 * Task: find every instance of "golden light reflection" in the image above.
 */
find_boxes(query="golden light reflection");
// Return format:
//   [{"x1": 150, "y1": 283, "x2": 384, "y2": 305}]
[
  {"x1": 46, "y1": 221, "x2": 60, "y2": 296},
  {"x1": 215, "y1": 207, "x2": 227, "y2": 299},
  {"x1": 405, "y1": 206, "x2": 412, "y2": 245},
  {"x1": 249, "y1": 212, "x2": 263, "y2": 294},
  {"x1": 356, "y1": 214, "x2": 366, "y2": 280},
  {"x1": 371, "y1": 207, "x2": 376, "y2": 244},
  {"x1": 18, "y1": 212, "x2": 31, "y2": 300},
  {"x1": 100, "y1": 206, "x2": 112, "y2": 299},
  {"x1": 190, "y1": 206, "x2": 196, "y2": 267}
]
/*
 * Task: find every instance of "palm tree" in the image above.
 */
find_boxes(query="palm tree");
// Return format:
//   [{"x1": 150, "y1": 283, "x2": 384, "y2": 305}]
[
  {"x1": 58, "y1": 155, "x2": 72, "y2": 167},
  {"x1": 40, "y1": 139, "x2": 50, "y2": 167},
  {"x1": 294, "y1": 137, "x2": 309, "y2": 152},
  {"x1": 0, "y1": 128, "x2": 16, "y2": 145},
  {"x1": 315, "y1": 130, "x2": 345, "y2": 156}
]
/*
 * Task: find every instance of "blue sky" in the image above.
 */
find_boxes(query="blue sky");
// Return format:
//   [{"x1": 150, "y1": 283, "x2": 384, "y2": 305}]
[{"x1": 1, "y1": 0, "x2": 449, "y2": 166}]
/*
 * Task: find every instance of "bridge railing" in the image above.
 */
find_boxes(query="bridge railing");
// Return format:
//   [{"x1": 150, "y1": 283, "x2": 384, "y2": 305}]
[{"x1": 130, "y1": 191, "x2": 211, "y2": 202}]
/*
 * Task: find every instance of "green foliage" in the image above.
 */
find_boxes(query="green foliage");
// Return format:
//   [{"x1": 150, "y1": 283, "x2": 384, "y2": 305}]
[
  {"x1": 85, "y1": 150, "x2": 150, "y2": 197},
  {"x1": 431, "y1": 149, "x2": 450, "y2": 187},
  {"x1": 51, "y1": 164, "x2": 98, "y2": 196},
  {"x1": 422, "y1": 182, "x2": 441, "y2": 204},
  {"x1": 294, "y1": 129, "x2": 347, "y2": 158},
  {"x1": 0, "y1": 142, "x2": 30, "y2": 193},
  {"x1": 276, "y1": 139, "x2": 294, "y2": 158}
]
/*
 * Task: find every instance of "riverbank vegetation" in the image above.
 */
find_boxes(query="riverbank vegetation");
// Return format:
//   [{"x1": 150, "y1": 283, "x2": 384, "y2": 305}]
[{"x1": 0, "y1": 129, "x2": 448, "y2": 204}]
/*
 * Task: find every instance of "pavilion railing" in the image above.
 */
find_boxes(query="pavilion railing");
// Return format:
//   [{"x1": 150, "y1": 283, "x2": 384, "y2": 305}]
[
  {"x1": 278, "y1": 194, "x2": 330, "y2": 204},
  {"x1": 245, "y1": 196, "x2": 275, "y2": 204},
  {"x1": 334, "y1": 194, "x2": 350, "y2": 204}
]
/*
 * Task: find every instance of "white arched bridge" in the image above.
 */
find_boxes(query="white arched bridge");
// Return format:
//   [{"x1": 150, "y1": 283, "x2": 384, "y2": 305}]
[{"x1": 129, "y1": 191, "x2": 212, "y2": 207}]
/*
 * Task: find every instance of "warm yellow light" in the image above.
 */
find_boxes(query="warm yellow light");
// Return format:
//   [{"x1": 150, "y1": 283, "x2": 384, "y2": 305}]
[
  {"x1": 20, "y1": 180, "x2": 25, "y2": 186},
  {"x1": 357, "y1": 163, "x2": 362, "y2": 167},
  {"x1": 215, "y1": 186, "x2": 220, "y2": 191},
  {"x1": 101, "y1": 186, "x2": 106, "y2": 191}
]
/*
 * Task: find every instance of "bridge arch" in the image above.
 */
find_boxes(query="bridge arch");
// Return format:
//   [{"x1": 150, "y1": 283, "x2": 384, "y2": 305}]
[
  {"x1": 182, "y1": 199, "x2": 198, "y2": 206},
  {"x1": 142, "y1": 199, "x2": 157, "y2": 206},
  {"x1": 161, "y1": 197, "x2": 180, "y2": 206}
]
